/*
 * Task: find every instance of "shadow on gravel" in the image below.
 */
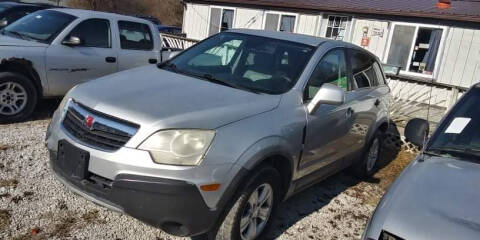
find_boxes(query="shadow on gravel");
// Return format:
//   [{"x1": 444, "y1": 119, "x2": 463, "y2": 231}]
[{"x1": 28, "y1": 98, "x2": 61, "y2": 121}]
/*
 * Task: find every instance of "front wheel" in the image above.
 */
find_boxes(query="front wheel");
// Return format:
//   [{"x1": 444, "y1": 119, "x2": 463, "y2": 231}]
[
  {"x1": 0, "y1": 72, "x2": 38, "y2": 123},
  {"x1": 213, "y1": 165, "x2": 281, "y2": 240}
]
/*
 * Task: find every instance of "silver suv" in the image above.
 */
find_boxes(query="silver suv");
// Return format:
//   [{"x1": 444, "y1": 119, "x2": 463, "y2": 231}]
[{"x1": 46, "y1": 30, "x2": 391, "y2": 239}]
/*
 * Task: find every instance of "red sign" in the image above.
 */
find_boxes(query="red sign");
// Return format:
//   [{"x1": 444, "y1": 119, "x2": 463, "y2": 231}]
[{"x1": 361, "y1": 36, "x2": 370, "y2": 47}]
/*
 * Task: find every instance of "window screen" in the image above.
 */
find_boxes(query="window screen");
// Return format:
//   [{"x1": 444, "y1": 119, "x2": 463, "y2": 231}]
[
  {"x1": 305, "y1": 49, "x2": 347, "y2": 100},
  {"x1": 68, "y1": 18, "x2": 110, "y2": 48},
  {"x1": 209, "y1": 7, "x2": 221, "y2": 36},
  {"x1": 119, "y1": 21, "x2": 153, "y2": 50},
  {"x1": 264, "y1": 13, "x2": 279, "y2": 31},
  {"x1": 279, "y1": 15, "x2": 295, "y2": 32},
  {"x1": 220, "y1": 9, "x2": 234, "y2": 32},
  {"x1": 386, "y1": 25, "x2": 415, "y2": 70}
]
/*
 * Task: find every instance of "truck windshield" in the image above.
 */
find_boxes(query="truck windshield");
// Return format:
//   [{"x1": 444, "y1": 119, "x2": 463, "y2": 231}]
[
  {"x1": 2, "y1": 10, "x2": 76, "y2": 44},
  {"x1": 426, "y1": 87, "x2": 480, "y2": 160},
  {"x1": 162, "y1": 32, "x2": 315, "y2": 94}
]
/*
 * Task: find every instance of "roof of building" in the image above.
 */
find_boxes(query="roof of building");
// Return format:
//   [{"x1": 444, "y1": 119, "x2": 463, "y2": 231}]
[{"x1": 186, "y1": 0, "x2": 480, "y2": 23}]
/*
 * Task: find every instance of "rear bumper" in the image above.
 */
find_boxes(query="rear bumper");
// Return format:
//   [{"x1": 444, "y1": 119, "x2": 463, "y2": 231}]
[{"x1": 50, "y1": 150, "x2": 219, "y2": 236}]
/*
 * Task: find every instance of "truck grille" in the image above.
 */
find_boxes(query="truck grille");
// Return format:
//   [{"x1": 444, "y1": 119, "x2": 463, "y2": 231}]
[{"x1": 62, "y1": 100, "x2": 139, "y2": 151}]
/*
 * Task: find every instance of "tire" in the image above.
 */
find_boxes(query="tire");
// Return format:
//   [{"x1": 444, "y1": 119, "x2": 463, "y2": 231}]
[
  {"x1": 0, "y1": 72, "x2": 38, "y2": 123},
  {"x1": 351, "y1": 131, "x2": 383, "y2": 178},
  {"x1": 213, "y1": 165, "x2": 281, "y2": 240}
]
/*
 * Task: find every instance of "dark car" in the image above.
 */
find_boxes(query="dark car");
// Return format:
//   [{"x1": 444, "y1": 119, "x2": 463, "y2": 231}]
[
  {"x1": 157, "y1": 24, "x2": 183, "y2": 36},
  {"x1": 363, "y1": 83, "x2": 480, "y2": 240},
  {"x1": 0, "y1": 1, "x2": 52, "y2": 29}
]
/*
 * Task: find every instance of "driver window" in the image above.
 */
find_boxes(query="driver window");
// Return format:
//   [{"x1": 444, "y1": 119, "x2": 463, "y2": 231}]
[
  {"x1": 305, "y1": 49, "x2": 347, "y2": 101},
  {"x1": 188, "y1": 39, "x2": 242, "y2": 67},
  {"x1": 67, "y1": 18, "x2": 111, "y2": 48}
]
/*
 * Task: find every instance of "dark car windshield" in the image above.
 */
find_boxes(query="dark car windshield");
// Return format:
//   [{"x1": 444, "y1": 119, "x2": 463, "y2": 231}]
[
  {"x1": 426, "y1": 87, "x2": 480, "y2": 160},
  {"x1": 2, "y1": 10, "x2": 75, "y2": 44},
  {"x1": 162, "y1": 32, "x2": 315, "y2": 94}
]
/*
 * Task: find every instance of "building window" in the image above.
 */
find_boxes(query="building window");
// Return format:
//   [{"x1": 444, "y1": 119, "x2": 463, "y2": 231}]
[
  {"x1": 325, "y1": 15, "x2": 348, "y2": 40},
  {"x1": 386, "y1": 23, "x2": 445, "y2": 77},
  {"x1": 209, "y1": 7, "x2": 234, "y2": 36},
  {"x1": 264, "y1": 13, "x2": 296, "y2": 32}
]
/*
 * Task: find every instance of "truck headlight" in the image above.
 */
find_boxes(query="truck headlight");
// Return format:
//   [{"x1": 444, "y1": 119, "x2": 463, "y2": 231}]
[{"x1": 138, "y1": 129, "x2": 215, "y2": 166}]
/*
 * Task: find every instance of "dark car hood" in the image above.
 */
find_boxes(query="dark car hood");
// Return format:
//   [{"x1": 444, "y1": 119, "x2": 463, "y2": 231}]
[
  {"x1": 0, "y1": 35, "x2": 48, "y2": 47},
  {"x1": 378, "y1": 156, "x2": 480, "y2": 240},
  {"x1": 70, "y1": 65, "x2": 281, "y2": 130}
]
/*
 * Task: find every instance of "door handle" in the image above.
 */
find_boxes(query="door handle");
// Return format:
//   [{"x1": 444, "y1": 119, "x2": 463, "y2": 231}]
[
  {"x1": 105, "y1": 57, "x2": 116, "y2": 63},
  {"x1": 346, "y1": 108, "x2": 354, "y2": 119},
  {"x1": 148, "y1": 59, "x2": 158, "y2": 64},
  {"x1": 374, "y1": 99, "x2": 381, "y2": 107}
]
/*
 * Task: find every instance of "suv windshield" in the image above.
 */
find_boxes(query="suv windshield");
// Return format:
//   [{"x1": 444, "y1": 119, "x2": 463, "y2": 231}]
[
  {"x1": 1, "y1": 10, "x2": 75, "y2": 43},
  {"x1": 162, "y1": 32, "x2": 315, "y2": 94},
  {"x1": 426, "y1": 87, "x2": 480, "y2": 160}
]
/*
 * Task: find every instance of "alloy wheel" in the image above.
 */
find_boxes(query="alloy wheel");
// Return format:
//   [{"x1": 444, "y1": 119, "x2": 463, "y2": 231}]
[
  {"x1": 0, "y1": 81, "x2": 28, "y2": 116},
  {"x1": 366, "y1": 138, "x2": 380, "y2": 172},
  {"x1": 240, "y1": 183, "x2": 274, "y2": 240}
]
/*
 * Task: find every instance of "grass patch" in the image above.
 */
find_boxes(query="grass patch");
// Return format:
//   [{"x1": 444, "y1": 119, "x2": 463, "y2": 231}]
[
  {"x1": 0, "y1": 179, "x2": 18, "y2": 188},
  {"x1": 0, "y1": 209, "x2": 11, "y2": 230}
]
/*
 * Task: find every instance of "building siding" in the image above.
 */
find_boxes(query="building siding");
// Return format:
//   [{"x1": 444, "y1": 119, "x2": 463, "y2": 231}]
[
  {"x1": 183, "y1": 3, "x2": 210, "y2": 40},
  {"x1": 234, "y1": 8, "x2": 264, "y2": 29},
  {"x1": 297, "y1": 14, "x2": 320, "y2": 36},
  {"x1": 438, "y1": 27, "x2": 480, "y2": 88},
  {"x1": 350, "y1": 19, "x2": 390, "y2": 60}
]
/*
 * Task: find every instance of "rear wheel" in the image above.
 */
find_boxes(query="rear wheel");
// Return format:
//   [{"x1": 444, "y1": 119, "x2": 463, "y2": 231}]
[
  {"x1": 0, "y1": 72, "x2": 37, "y2": 123},
  {"x1": 352, "y1": 131, "x2": 383, "y2": 178},
  {"x1": 213, "y1": 165, "x2": 281, "y2": 240}
]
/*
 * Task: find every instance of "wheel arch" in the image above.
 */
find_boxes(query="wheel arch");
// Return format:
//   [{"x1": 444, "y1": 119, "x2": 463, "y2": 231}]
[{"x1": 0, "y1": 58, "x2": 43, "y2": 98}]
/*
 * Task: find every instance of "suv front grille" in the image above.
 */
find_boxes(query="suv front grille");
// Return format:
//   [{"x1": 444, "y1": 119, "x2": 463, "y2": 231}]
[{"x1": 62, "y1": 100, "x2": 139, "y2": 151}]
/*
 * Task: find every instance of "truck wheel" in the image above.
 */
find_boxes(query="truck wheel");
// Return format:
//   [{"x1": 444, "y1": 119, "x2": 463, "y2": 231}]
[
  {"x1": 214, "y1": 165, "x2": 281, "y2": 240},
  {"x1": 0, "y1": 72, "x2": 38, "y2": 123},
  {"x1": 351, "y1": 131, "x2": 383, "y2": 178}
]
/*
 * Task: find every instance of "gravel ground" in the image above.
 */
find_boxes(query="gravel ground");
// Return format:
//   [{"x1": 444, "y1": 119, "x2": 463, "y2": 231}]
[{"x1": 0, "y1": 100, "x2": 415, "y2": 240}]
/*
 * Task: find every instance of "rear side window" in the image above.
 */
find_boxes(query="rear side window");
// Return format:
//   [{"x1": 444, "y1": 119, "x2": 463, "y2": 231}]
[
  {"x1": 350, "y1": 50, "x2": 379, "y2": 89},
  {"x1": 305, "y1": 49, "x2": 348, "y2": 101},
  {"x1": 119, "y1": 21, "x2": 153, "y2": 50},
  {"x1": 68, "y1": 18, "x2": 111, "y2": 48}
]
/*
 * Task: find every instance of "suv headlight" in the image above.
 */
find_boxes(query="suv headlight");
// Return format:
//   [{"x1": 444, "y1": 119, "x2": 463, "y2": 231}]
[{"x1": 138, "y1": 129, "x2": 215, "y2": 166}]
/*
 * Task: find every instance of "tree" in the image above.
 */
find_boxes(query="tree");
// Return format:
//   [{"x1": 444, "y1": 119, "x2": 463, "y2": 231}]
[{"x1": 67, "y1": 0, "x2": 184, "y2": 26}]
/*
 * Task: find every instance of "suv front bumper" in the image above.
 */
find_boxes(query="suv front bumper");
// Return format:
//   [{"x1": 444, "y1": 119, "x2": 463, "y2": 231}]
[{"x1": 50, "y1": 149, "x2": 219, "y2": 236}]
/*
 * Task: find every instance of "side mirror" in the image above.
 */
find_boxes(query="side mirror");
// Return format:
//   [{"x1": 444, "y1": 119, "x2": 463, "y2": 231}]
[
  {"x1": 62, "y1": 36, "x2": 82, "y2": 46},
  {"x1": 307, "y1": 83, "x2": 345, "y2": 114},
  {"x1": 405, "y1": 118, "x2": 430, "y2": 148},
  {"x1": 0, "y1": 20, "x2": 8, "y2": 27}
]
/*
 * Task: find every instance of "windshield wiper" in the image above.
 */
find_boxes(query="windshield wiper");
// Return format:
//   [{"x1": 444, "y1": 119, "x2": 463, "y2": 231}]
[
  {"x1": 4, "y1": 30, "x2": 33, "y2": 41},
  {"x1": 426, "y1": 147, "x2": 480, "y2": 160}
]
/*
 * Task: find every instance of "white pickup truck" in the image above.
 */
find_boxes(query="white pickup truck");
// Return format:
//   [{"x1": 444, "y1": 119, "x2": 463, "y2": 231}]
[{"x1": 0, "y1": 8, "x2": 178, "y2": 122}]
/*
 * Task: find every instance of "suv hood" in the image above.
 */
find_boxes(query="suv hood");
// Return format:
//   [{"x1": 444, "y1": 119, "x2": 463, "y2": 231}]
[
  {"x1": 0, "y1": 35, "x2": 48, "y2": 47},
  {"x1": 69, "y1": 65, "x2": 281, "y2": 130},
  {"x1": 376, "y1": 156, "x2": 480, "y2": 240}
]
